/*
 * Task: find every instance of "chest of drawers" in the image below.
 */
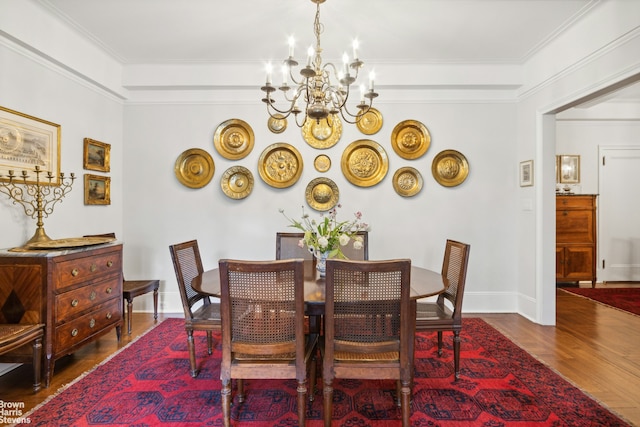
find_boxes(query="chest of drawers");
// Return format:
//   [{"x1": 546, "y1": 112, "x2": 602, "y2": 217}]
[
  {"x1": 0, "y1": 243, "x2": 123, "y2": 386},
  {"x1": 556, "y1": 195, "x2": 597, "y2": 287}
]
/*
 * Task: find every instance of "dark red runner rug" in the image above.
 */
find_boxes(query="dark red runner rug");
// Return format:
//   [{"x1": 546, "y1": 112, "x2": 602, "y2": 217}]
[
  {"x1": 22, "y1": 318, "x2": 628, "y2": 426},
  {"x1": 560, "y1": 287, "x2": 640, "y2": 316}
]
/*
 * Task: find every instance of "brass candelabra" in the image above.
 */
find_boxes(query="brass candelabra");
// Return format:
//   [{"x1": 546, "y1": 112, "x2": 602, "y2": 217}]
[{"x1": 0, "y1": 165, "x2": 75, "y2": 245}]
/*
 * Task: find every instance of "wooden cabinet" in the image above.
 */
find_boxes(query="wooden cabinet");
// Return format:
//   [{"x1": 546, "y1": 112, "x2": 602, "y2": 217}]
[
  {"x1": 0, "y1": 243, "x2": 123, "y2": 386},
  {"x1": 556, "y1": 195, "x2": 597, "y2": 287}
]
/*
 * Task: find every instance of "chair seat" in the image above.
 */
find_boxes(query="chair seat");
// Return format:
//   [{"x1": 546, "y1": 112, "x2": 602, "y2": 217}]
[
  {"x1": 123, "y1": 279, "x2": 159, "y2": 298},
  {"x1": 0, "y1": 324, "x2": 44, "y2": 351},
  {"x1": 416, "y1": 302, "x2": 453, "y2": 320},
  {"x1": 191, "y1": 302, "x2": 221, "y2": 321}
]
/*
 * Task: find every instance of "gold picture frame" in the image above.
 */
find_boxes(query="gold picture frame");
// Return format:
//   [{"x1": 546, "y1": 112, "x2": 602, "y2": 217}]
[
  {"x1": 83, "y1": 138, "x2": 110, "y2": 172},
  {"x1": 519, "y1": 160, "x2": 533, "y2": 187},
  {"x1": 0, "y1": 106, "x2": 61, "y2": 185},
  {"x1": 559, "y1": 155, "x2": 580, "y2": 183},
  {"x1": 84, "y1": 174, "x2": 111, "y2": 205}
]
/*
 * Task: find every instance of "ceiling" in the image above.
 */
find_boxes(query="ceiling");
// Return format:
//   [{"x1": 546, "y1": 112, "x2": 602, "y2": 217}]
[{"x1": 37, "y1": 0, "x2": 640, "y2": 103}]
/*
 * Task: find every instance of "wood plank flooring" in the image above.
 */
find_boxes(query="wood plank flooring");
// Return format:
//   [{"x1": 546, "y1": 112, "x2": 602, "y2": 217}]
[{"x1": 1, "y1": 287, "x2": 639, "y2": 425}]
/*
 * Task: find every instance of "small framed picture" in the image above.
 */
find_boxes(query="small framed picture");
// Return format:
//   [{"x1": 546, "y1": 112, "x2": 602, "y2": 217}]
[
  {"x1": 559, "y1": 155, "x2": 580, "y2": 183},
  {"x1": 84, "y1": 174, "x2": 111, "y2": 205},
  {"x1": 519, "y1": 160, "x2": 533, "y2": 187},
  {"x1": 83, "y1": 138, "x2": 110, "y2": 172}
]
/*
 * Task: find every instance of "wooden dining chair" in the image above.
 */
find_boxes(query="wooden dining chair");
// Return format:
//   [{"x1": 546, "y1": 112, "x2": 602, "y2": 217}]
[
  {"x1": 218, "y1": 259, "x2": 318, "y2": 427},
  {"x1": 0, "y1": 323, "x2": 45, "y2": 391},
  {"x1": 323, "y1": 258, "x2": 412, "y2": 427},
  {"x1": 415, "y1": 239, "x2": 470, "y2": 380},
  {"x1": 84, "y1": 233, "x2": 159, "y2": 334},
  {"x1": 169, "y1": 240, "x2": 221, "y2": 377}
]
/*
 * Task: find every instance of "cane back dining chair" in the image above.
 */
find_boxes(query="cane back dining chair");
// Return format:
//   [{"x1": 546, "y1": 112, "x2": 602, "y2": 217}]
[
  {"x1": 0, "y1": 323, "x2": 45, "y2": 391},
  {"x1": 415, "y1": 239, "x2": 470, "y2": 380},
  {"x1": 84, "y1": 233, "x2": 159, "y2": 335},
  {"x1": 169, "y1": 240, "x2": 221, "y2": 378},
  {"x1": 323, "y1": 258, "x2": 413, "y2": 427},
  {"x1": 218, "y1": 259, "x2": 318, "y2": 427}
]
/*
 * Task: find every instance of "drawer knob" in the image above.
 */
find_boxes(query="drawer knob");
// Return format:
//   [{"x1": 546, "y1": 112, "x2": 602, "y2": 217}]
[
  {"x1": 107, "y1": 260, "x2": 113, "y2": 267},
  {"x1": 563, "y1": 211, "x2": 568, "y2": 216},
  {"x1": 71, "y1": 329, "x2": 78, "y2": 337},
  {"x1": 89, "y1": 318, "x2": 96, "y2": 328},
  {"x1": 106, "y1": 312, "x2": 112, "y2": 320},
  {"x1": 90, "y1": 264, "x2": 97, "y2": 272},
  {"x1": 90, "y1": 291, "x2": 97, "y2": 301},
  {"x1": 106, "y1": 287, "x2": 112, "y2": 294},
  {"x1": 71, "y1": 268, "x2": 79, "y2": 277},
  {"x1": 71, "y1": 299, "x2": 79, "y2": 307}
]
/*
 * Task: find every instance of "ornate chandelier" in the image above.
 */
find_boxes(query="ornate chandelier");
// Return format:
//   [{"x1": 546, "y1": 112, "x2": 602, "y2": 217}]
[{"x1": 260, "y1": 0, "x2": 378, "y2": 127}]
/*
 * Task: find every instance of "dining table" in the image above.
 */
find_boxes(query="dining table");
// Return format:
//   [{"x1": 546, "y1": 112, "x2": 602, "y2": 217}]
[{"x1": 191, "y1": 259, "x2": 448, "y2": 342}]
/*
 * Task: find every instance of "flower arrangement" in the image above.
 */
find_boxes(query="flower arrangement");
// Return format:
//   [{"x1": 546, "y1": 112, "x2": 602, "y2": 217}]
[{"x1": 280, "y1": 205, "x2": 369, "y2": 259}]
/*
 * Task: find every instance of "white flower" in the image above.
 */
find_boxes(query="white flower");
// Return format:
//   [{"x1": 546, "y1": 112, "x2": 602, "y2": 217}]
[
  {"x1": 318, "y1": 236, "x2": 329, "y2": 248},
  {"x1": 297, "y1": 239, "x2": 305, "y2": 248},
  {"x1": 353, "y1": 240, "x2": 363, "y2": 250},
  {"x1": 339, "y1": 234, "x2": 350, "y2": 246}
]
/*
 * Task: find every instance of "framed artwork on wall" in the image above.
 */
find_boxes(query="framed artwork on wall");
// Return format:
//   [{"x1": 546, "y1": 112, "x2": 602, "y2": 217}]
[
  {"x1": 519, "y1": 160, "x2": 533, "y2": 187},
  {"x1": 83, "y1": 138, "x2": 110, "y2": 172},
  {"x1": 84, "y1": 174, "x2": 111, "y2": 205},
  {"x1": 559, "y1": 155, "x2": 580, "y2": 183},
  {"x1": 0, "y1": 106, "x2": 61, "y2": 185}
]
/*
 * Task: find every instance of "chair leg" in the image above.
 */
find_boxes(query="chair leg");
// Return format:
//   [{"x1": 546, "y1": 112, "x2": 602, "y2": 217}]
[
  {"x1": 296, "y1": 380, "x2": 307, "y2": 425},
  {"x1": 309, "y1": 354, "x2": 317, "y2": 402},
  {"x1": 395, "y1": 380, "x2": 401, "y2": 406},
  {"x1": 400, "y1": 379, "x2": 411, "y2": 426},
  {"x1": 186, "y1": 329, "x2": 199, "y2": 378},
  {"x1": 153, "y1": 288, "x2": 159, "y2": 320},
  {"x1": 323, "y1": 379, "x2": 333, "y2": 427},
  {"x1": 32, "y1": 336, "x2": 43, "y2": 392},
  {"x1": 127, "y1": 297, "x2": 133, "y2": 335},
  {"x1": 437, "y1": 330, "x2": 444, "y2": 356},
  {"x1": 453, "y1": 330, "x2": 461, "y2": 380},
  {"x1": 237, "y1": 379, "x2": 245, "y2": 403},
  {"x1": 221, "y1": 378, "x2": 232, "y2": 427},
  {"x1": 206, "y1": 331, "x2": 213, "y2": 355}
]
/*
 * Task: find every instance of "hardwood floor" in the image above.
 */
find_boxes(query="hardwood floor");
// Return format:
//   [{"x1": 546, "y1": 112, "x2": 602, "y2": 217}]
[{"x1": 1, "y1": 288, "x2": 639, "y2": 426}]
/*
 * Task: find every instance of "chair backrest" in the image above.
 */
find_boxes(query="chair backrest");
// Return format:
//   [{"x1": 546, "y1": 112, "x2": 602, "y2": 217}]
[
  {"x1": 324, "y1": 258, "x2": 411, "y2": 358},
  {"x1": 218, "y1": 259, "x2": 306, "y2": 375},
  {"x1": 276, "y1": 231, "x2": 369, "y2": 260},
  {"x1": 275, "y1": 232, "x2": 314, "y2": 260},
  {"x1": 339, "y1": 230, "x2": 369, "y2": 260},
  {"x1": 438, "y1": 239, "x2": 471, "y2": 319},
  {"x1": 169, "y1": 240, "x2": 210, "y2": 319}
]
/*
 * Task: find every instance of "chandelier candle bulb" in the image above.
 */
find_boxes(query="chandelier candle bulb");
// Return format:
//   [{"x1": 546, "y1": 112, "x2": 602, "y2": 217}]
[
  {"x1": 265, "y1": 62, "x2": 272, "y2": 85},
  {"x1": 288, "y1": 36, "x2": 295, "y2": 57},
  {"x1": 352, "y1": 39, "x2": 359, "y2": 60}
]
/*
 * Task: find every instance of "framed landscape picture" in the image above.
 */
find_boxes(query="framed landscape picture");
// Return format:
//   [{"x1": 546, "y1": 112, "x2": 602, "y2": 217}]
[
  {"x1": 83, "y1": 138, "x2": 110, "y2": 172},
  {"x1": 84, "y1": 174, "x2": 111, "y2": 205},
  {"x1": 0, "y1": 106, "x2": 61, "y2": 185}
]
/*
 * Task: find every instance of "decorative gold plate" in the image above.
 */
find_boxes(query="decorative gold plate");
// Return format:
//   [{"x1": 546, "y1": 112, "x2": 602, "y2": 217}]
[
  {"x1": 356, "y1": 107, "x2": 383, "y2": 135},
  {"x1": 305, "y1": 177, "x2": 340, "y2": 212},
  {"x1": 258, "y1": 143, "x2": 303, "y2": 188},
  {"x1": 174, "y1": 148, "x2": 215, "y2": 189},
  {"x1": 314, "y1": 154, "x2": 331, "y2": 173},
  {"x1": 267, "y1": 114, "x2": 287, "y2": 134},
  {"x1": 391, "y1": 120, "x2": 431, "y2": 159},
  {"x1": 392, "y1": 167, "x2": 423, "y2": 197},
  {"x1": 341, "y1": 139, "x2": 389, "y2": 187},
  {"x1": 221, "y1": 166, "x2": 254, "y2": 199},
  {"x1": 432, "y1": 149, "x2": 469, "y2": 187},
  {"x1": 213, "y1": 119, "x2": 254, "y2": 160},
  {"x1": 21, "y1": 236, "x2": 116, "y2": 250},
  {"x1": 302, "y1": 115, "x2": 342, "y2": 149}
]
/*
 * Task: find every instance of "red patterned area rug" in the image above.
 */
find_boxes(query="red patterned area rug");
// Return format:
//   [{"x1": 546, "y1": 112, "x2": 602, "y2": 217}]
[
  {"x1": 22, "y1": 317, "x2": 629, "y2": 426},
  {"x1": 560, "y1": 287, "x2": 640, "y2": 316}
]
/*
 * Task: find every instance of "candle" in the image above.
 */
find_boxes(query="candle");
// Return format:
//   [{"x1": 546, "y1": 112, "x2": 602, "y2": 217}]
[
  {"x1": 307, "y1": 46, "x2": 314, "y2": 66},
  {"x1": 288, "y1": 36, "x2": 295, "y2": 57},
  {"x1": 360, "y1": 84, "x2": 366, "y2": 103},
  {"x1": 369, "y1": 71, "x2": 375, "y2": 91},
  {"x1": 342, "y1": 52, "x2": 349, "y2": 74},
  {"x1": 8, "y1": 170, "x2": 14, "y2": 176},
  {"x1": 265, "y1": 62, "x2": 273, "y2": 85},
  {"x1": 352, "y1": 39, "x2": 359, "y2": 60},
  {"x1": 281, "y1": 64, "x2": 288, "y2": 85}
]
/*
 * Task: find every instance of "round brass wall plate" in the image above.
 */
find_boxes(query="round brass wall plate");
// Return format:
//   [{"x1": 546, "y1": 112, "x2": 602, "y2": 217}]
[
  {"x1": 356, "y1": 107, "x2": 383, "y2": 135},
  {"x1": 221, "y1": 166, "x2": 254, "y2": 199},
  {"x1": 174, "y1": 148, "x2": 215, "y2": 189},
  {"x1": 213, "y1": 119, "x2": 255, "y2": 160},
  {"x1": 432, "y1": 149, "x2": 469, "y2": 187},
  {"x1": 302, "y1": 115, "x2": 342, "y2": 149},
  {"x1": 267, "y1": 114, "x2": 287, "y2": 134},
  {"x1": 305, "y1": 177, "x2": 339, "y2": 212},
  {"x1": 314, "y1": 154, "x2": 331, "y2": 172},
  {"x1": 392, "y1": 167, "x2": 423, "y2": 197},
  {"x1": 341, "y1": 139, "x2": 389, "y2": 187},
  {"x1": 258, "y1": 143, "x2": 303, "y2": 188},
  {"x1": 391, "y1": 120, "x2": 431, "y2": 159}
]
